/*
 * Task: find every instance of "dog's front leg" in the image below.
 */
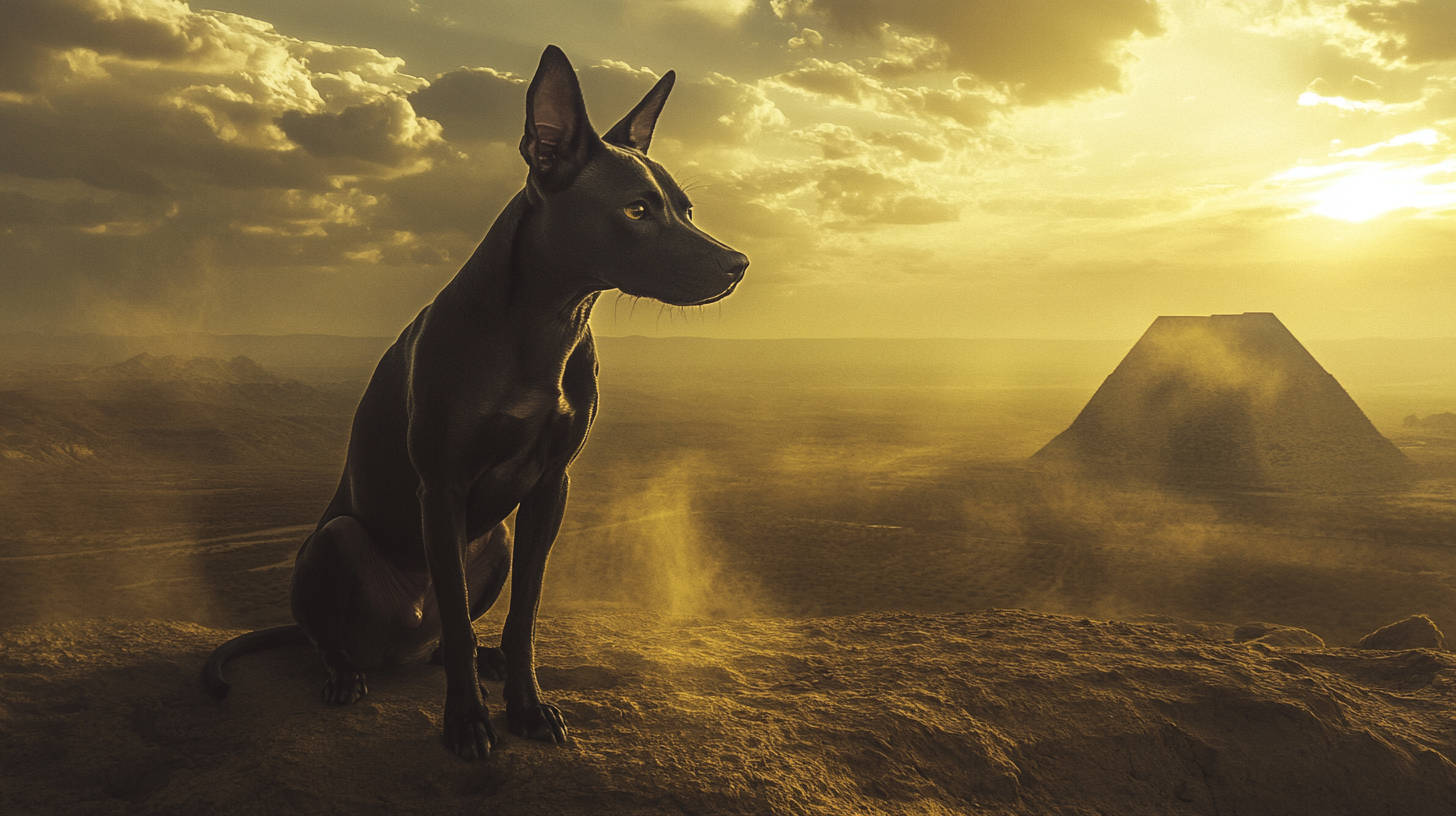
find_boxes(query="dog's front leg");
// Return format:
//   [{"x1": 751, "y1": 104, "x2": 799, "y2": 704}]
[
  {"x1": 501, "y1": 468, "x2": 570, "y2": 743},
  {"x1": 419, "y1": 482, "x2": 498, "y2": 760}
]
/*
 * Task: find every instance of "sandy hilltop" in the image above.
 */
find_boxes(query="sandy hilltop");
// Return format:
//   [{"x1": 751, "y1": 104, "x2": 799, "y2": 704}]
[{"x1": 4, "y1": 611, "x2": 1456, "y2": 816}]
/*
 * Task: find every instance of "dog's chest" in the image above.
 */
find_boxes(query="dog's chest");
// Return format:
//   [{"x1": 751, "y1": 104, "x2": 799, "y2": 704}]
[{"x1": 469, "y1": 387, "x2": 586, "y2": 498}]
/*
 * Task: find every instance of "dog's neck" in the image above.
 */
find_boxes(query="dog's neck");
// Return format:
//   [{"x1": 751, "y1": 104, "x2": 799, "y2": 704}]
[{"x1": 441, "y1": 190, "x2": 600, "y2": 392}]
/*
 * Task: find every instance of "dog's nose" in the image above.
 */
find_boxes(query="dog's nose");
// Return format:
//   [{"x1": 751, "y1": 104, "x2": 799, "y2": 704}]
[{"x1": 720, "y1": 252, "x2": 748, "y2": 281}]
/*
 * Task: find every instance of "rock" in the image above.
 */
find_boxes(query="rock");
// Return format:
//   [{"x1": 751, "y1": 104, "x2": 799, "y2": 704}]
[
  {"x1": 1233, "y1": 622, "x2": 1326, "y2": 648},
  {"x1": 1130, "y1": 614, "x2": 1237, "y2": 641},
  {"x1": 1357, "y1": 615, "x2": 1447, "y2": 651}
]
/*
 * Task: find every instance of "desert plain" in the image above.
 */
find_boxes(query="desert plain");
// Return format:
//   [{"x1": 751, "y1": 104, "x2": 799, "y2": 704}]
[{"x1": 4, "y1": 331, "x2": 1456, "y2": 815}]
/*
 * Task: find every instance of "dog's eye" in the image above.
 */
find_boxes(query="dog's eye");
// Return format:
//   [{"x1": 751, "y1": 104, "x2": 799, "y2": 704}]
[
  {"x1": 623, "y1": 202, "x2": 648, "y2": 220},
  {"x1": 685, "y1": 206, "x2": 693, "y2": 221}
]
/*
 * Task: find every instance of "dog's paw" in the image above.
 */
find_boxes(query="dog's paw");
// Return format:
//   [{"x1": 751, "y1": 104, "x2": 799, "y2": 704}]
[
  {"x1": 508, "y1": 702, "x2": 568, "y2": 744},
  {"x1": 476, "y1": 646, "x2": 508, "y2": 682},
  {"x1": 321, "y1": 669, "x2": 367, "y2": 705},
  {"x1": 443, "y1": 704, "x2": 498, "y2": 761}
]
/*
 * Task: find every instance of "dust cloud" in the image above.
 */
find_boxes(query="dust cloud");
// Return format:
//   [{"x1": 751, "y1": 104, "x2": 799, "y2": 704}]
[
  {"x1": 1, "y1": 333, "x2": 1455, "y2": 651},
  {"x1": 547, "y1": 453, "x2": 770, "y2": 620}
]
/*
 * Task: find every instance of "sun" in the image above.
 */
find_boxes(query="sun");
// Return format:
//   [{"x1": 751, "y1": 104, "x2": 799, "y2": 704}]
[
  {"x1": 1308, "y1": 162, "x2": 1456, "y2": 222},
  {"x1": 1273, "y1": 129, "x2": 1456, "y2": 222}
]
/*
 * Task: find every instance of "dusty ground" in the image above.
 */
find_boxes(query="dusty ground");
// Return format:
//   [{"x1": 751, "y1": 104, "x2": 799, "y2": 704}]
[
  {"x1": 4, "y1": 611, "x2": 1456, "y2": 816},
  {"x1": 5, "y1": 341, "x2": 1456, "y2": 814}
]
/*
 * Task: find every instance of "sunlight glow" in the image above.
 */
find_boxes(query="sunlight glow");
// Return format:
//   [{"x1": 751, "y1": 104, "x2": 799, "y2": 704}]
[
  {"x1": 1295, "y1": 91, "x2": 1423, "y2": 115},
  {"x1": 1302, "y1": 160, "x2": 1456, "y2": 221},
  {"x1": 1274, "y1": 129, "x2": 1456, "y2": 221},
  {"x1": 1334, "y1": 129, "x2": 1441, "y2": 158},
  {"x1": 1297, "y1": 91, "x2": 1381, "y2": 112}
]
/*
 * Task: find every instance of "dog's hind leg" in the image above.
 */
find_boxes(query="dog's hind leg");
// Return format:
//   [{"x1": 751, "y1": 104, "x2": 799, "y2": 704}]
[{"x1": 290, "y1": 516, "x2": 395, "y2": 705}]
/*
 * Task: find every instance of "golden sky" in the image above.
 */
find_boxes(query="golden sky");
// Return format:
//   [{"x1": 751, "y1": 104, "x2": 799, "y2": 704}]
[{"x1": 2, "y1": 0, "x2": 1454, "y2": 339}]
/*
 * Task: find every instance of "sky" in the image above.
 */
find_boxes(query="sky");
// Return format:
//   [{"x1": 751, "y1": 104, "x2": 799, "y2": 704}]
[{"x1": 1, "y1": 0, "x2": 1454, "y2": 340}]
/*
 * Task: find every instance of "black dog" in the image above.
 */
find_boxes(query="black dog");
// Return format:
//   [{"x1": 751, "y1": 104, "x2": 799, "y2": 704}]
[{"x1": 203, "y1": 45, "x2": 747, "y2": 760}]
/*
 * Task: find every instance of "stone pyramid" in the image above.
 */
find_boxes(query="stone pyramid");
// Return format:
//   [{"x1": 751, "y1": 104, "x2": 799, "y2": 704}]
[{"x1": 1032, "y1": 313, "x2": 1408, "y2": 487}]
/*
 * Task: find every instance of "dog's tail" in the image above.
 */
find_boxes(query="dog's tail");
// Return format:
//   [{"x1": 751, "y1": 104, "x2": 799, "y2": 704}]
[{"x1": 202, "y1": 624, "x2": 310, "y2": 699}]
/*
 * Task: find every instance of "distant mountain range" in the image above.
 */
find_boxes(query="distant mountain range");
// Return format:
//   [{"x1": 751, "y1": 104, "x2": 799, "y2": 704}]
[
  {"x1": 8, "y1": 352, "x2": 283, "y2": 385},
  {"x1": 0, "y1": 332, "x2": 395, "y2": 383},
  {"x1": 0, "y1": 352, "x2": 356, "y2": 469},
  {"x1": 8, "y1": 331, "x2": 1456, "y2": 393},
  {"x1": 3, "y1": 332, "x2": 1454, "y2": 459},
  {"x1": 0, "y1": 331, "x2": 1131, "y2": 384},
  {"x1": 0, "y1": 332, "x2": 394, "y2": 368}
]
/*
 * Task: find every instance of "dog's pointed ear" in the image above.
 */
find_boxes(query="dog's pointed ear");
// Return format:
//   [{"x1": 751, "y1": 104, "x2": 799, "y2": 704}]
[
  {"x1": 603, "y1": 71, "x2": 675, "y2": 154},
  {"x1": 520, "y1": 45, "x2": 599, "y2": 188}
]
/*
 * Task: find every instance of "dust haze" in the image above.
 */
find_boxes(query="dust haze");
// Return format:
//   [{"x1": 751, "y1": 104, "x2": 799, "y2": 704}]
[{"x1": 4, "y1": 331, "x2": 1456, "y2": 649}]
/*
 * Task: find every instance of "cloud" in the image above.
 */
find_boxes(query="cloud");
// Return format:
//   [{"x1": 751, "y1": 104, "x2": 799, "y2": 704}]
[
  {"x1": 1333, "y1": 127, "x2": 1444, "y2": 156},
  {"x1": 0, "y1": 0, "x2": 471, "y2": 332},
  {"x1": 772, "y1": 58, "x2": 998, "y2": 129},
  {"x1": 1345, "y1": 0, "x2": 1456, "y2": 65},
  {"x1": 866, "y1": 27, "x2": 949, "y2": 78},
  {"x1": 1271, "y1": 127, "x2": 1456, "y2": 221},
  {"x1": 579, "y1": 60, "x2": 668, "y2": 127},
  {"x1": 776, "y1": 0, "x2": 1167, "y2": 103},
  {"x1": 405, "y1": 67, "x2": 525, "y2": 143},
  {"x1": 658, "y1": 0, "x2": 755, "y2": 26},
  {"x1": 798, "y1": 124, "x2": 947, "y2": 164},
  {"x1": 0, "y1": 1, "x2": 445, "y2": 190},
  {"x1": 817, "y1": 164, "x2": 961, "y2": 226},
  {"x1": 722, "y1": 128, "x2": 964, "y2": 231},
  {"x1": 1246, "y1": 0, "x2": 1456, "y2": 68},
  {"x1": 1297, "y1": 75, "x2": 1432, "y2": 111},
  {"x1": 0, "y1": 0, "x2": 192, "y2": 93},
  {"x1": 576, "y1": 60, "x2": 787, "y2": 147},
  {"x1": 788, "y1": 28, "x2": 824, "y2": 52},
  {"x1": 279, "y1": 98, "x2": 446, "y2": 168},
  {"x1": 411, "y1": 58, "x2": 786, "y2": 151},
  {"x1": 0, "y1": 1, "x2": 814, "y2": 333},
  {"x1": 676, "y1": 72, "x2": 789, "y2": 145},
  {"x1": 978, "y1": 191, "x2": 1196, "y2": 220},
  {"x1": 1315, "y1": 74, "x2": 1385, "y2": 102}
]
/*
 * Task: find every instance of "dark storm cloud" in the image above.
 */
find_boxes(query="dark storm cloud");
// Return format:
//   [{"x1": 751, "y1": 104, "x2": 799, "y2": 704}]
[
  {"x1": 0, "y1": 82, "x2": 330, "y2": 195},
  {"x1": 779, "y1": 0, "x2": 1166, "y2": 103},
  {"x1": 0, "y1": 0, "x2": 192, "y2": 92},
  {"x1": 406, "y1": 68, "x2": 527, "y2": 143},
  {"x1": 278, "y1": 98, "x2": 449, "y2": 167},
  {"x1": 0, "y1": 190, "x2": 133, "y2": 227},
  {"x1": 1346, "y1": 0, "x2": 1456, "y2": 64}
]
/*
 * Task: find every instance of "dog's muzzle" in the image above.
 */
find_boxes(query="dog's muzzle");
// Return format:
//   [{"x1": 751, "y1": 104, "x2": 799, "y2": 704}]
[{"x1": 678, "y1": 252, "x2": 747, "y2": 306}]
